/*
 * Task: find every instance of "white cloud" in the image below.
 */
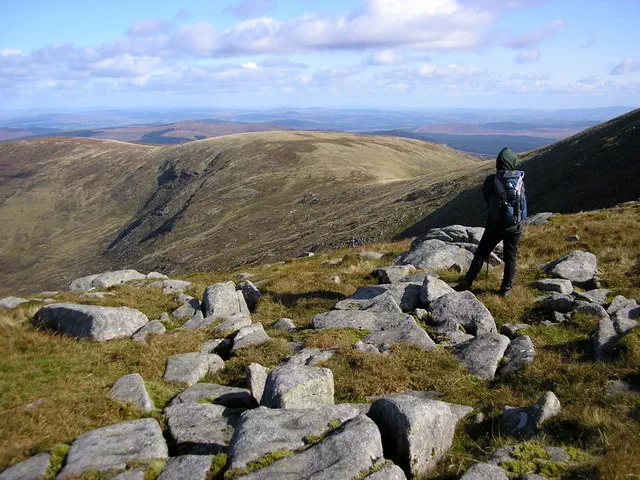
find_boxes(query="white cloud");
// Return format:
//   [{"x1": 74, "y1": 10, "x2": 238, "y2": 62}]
[
  {"x1": 172, "y1": 23, "x2": 219, "y2": 54},
  {"x1": 367, "y1": 50, "x2": 404, "y2": 66},
  {"x1": 91, "y1": 54, "x2": 163, "y2": 78},
  {"x1": 515, "y1": 50, "x2": 540, "y2": 63},
  {"x1": 611, "y1": 58, "x2": 640, "y2": 75},
  {"x1": 417, "y1": 63, "x2": 485, "y2": 78},
  {"x1": 0, "y1": 49, "x2": 26, "y2": 57},
  {"x1": 504, "y1": 19, "x2": 565, "y2": 48},
  {"x1": 242, "y1": 61, "x2": 258, "y2": 69}
]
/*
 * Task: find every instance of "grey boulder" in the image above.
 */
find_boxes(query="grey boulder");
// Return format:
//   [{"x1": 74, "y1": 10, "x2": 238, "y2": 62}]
[
  {"x1": 109, "y1": 373, "x2": 155, "y2": 411},
  {"x1": 0, "y1": 452, "x2": 50, "y2": 480},
  {"x1": 131, "y1": 320, "x2": 165, "y2": 343},
  {"x1": 246, "y1": 363, "x2": 268, "y2": 405},
  {"x1": 164, "y1": 403, "x2": 241, "y2": 454},
  {"x1": 364, "y1": 316, "x2": 436, "y2": 351},
  {"x1": 503, "y1": 391, "x2": 561, "y2": 435},
  {"x1": 161, "y1": 279, "x2": 192, "y2": 294},
  {"x1": 313, "y1": 310, "x2": 380, "y2": 331},
  {"x1": 163, "y1": 353, "x2": 224, "y2": 386},
  {"x1": 172, "y1": 297, "x2": 201, "y2": 319},
  {"x1": 530, "y1": 279, "x2": 573, "y2": 295},
  {"x1": 239, "y1": 415, "x2": 383, "y2": 480},
  {"x1": 274, "y1": 318, "x2": 296, "y2": 331},
  {"x1": 460, "y1": 463, "x2": 508, "y2": 480},
  {"x1": 202, "y1": 281, "x2": 248, "y2": 318},
  {"x1": 455, "y1": 334, "x2": 511, "y2": 380},
  {"x1": 238, "y1": 280, "x2": 261, "y2": 312},
  {"x1": 525, "y1": 212, "x2": 554, "y2": 226},
  {"x1": 168, "y1": 383, "x2": 255, "y2": 408},
  {"x1": 228, "y1": 404, "x2": 361, "y2": 469},
  {"x1": 157, "y1": 455, "x2": 214, "y2": 480},
  {"x1": 285, "y1": 348, "x2": 336, "y2": 367},
  {"x1": 365, "y1": 463, "x2": 408, "y2": 479},
  {"x1": 497, "y1": 336, "x2": 535, "y2": 379},
  {"x1": 262, "y1": 365, "x2": 334, "y2": 409},
  {"x1": 0, "y1": 296, "x2": 30, "y2": 310},
  {"x1": 574, "y1": 289, "x2": 609, "y2": 305},
  {"x1": 541, "y1": 250, "x2": 597, "y2": 285},
  {"x1": 420, "y1": 276, "x2": 455, "y2": 305},
  {"x1": 58, "y1": 419, "x2": 168, "y2": 478},
  {"x1": 395, "y1": 239, "x2": 474, "y2": 271},
  {"x1": 34, "y1": 303, "x2": 148, "y2": 341},
  {"x1": 375, "y1": 266, "x2": 415, "y2": 284},
  {"x1": 500, "y1": 323, "x2": 530, "y2": 339},
  {"x1": 367, "y1": 394, "x2": 472, "y2": 477},
  {"x1": 232, "y1": 323, "x2": 270, "y2": 352},
  {"x1": 429, "y1": 291, "x2": 497, "y2": 335},
  {"x1": 212, "y1": 313, "x2": 252, "y2": 334}
]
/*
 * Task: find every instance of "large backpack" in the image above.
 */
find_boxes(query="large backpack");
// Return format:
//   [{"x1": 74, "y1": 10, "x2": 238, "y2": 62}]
[{"x1": 488, "y1": 170, "x2": 527, "y2": 226}]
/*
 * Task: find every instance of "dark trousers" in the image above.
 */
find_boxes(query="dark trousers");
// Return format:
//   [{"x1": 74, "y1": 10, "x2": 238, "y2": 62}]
[{"x1": 464, "y1": 229, "x2": 522, "y2": 290}]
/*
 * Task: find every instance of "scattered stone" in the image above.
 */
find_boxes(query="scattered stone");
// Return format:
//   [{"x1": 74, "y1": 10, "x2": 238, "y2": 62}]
[
  {"x1": 43, "y1": 298, "x2": 56, "y2": 304},
  {"x1": 607, "y1": 295, "x2": 637, "y2": 315},
  {"x1": 181, "y1": 311, "x2": 208, "y2": 329},
  {"x1": 169, "y1": 383, "x2": 255, "y2": 408},
  {"x1": 360, "y1": 251, "x2": 384, "y2": 260},
  {"x1": 525, "y1": 212, "x2": 554, "y2": 226},
  {"x1": 34, "y1": 303, "x2": 148, "y2": 341},
  {"x1": 455, "y1": 334, "x2": 511, "y2": 380},
  {"x1": 519, "y1": 475, "x2": 549, "y2": 480},
  {"x1": 379, "y1": 282, "x2": 423, "y2": 312},
  {"x1": 365, "y1": 463, "x2": 408, "y2": 480},
  {"x1": 68, "y1": 274, "x2": 100, "y2": 292},
  {"x1": 487, "y1": 446, "x2": 515, "y2": 465},
  {"x1": 58, "y1": 419, "x2": 167, "y2": 478},
  {"x1": 109, "y1": 373, "x2": 155, "y2": 412},
  {"x1": 172, "y1": 297, "x2": 201, "y2": 319},
  {"x1": 594, "y1": 308, "x2": 638, "y2": 361},
  {"x1": 322, "y1": 256, "x2": 344, "y2": 265},
  {"x1": 157, "y1": 455, "x2": 213, "y2": 480},
  {"x1": 80, "y1": 292, "x2": 110, "y2": 299},
  {"x1": 236, "y1": 272, "x2": 255, "y2": 280},
  {"x1": 546, "y1": 446, "x2": 571, "y2": 462},
  {"x1": 414, "y1": 308, "x2": 428, "y2": 321},
  {"x1": 297, "y1": 251, "x2": 315, "y2": 258},
  {"x1": 165, "y1": 403, "x2": 241, "y2": 454},
  {"x1": 429, "y1": 291, "x2": 497, "y2": 335},
  {"x1": 0, "y1": 296, "x2": 30, "y2": 309},
  {"x1": 91, "y1": 270, "x2": 148, "y2": 290},
  {"x1": 262, "y1": 365, "x2": 334, "y2": 409},
  {"x1": 202, "y1": 281, "x2": 248, "y2": 318},
  {"x1": 368, "y1": 394, "x2": 472, "y2": 477},
  {"x1": 420, "y1": 276, "x2": 455, "y2": 305},
  {"x1": 364, "y1": 316, "x2": 436, "y2": 351},
  {"x1": 395, "y1": 239, "x2": 474, "y2": 271},
  {"x1": 228, "y1": 404, "x2": 361, "y2": 469},
  {"x1": 161, "y1": 280, "x2": 192, "y2": 294},
  {"x1": 274, "y1": 318, "x2": 296, "y2": 331},
  {"x1": 0, "y1": 452, "x2": 51, "y2": 480},
  {"x1": 286, "y1": 348, "x2": 336, "y2": 366},
  {"x1": 238, "y1": 415, "x2": 383, "y2": 480},
  {"x1": 551, "y1": 311, "x2": 570, "y2": 323},
  {"x1": 574, "y1": 289, "x2": 609, "y2": 305},
  {"x1": 355, "y1": 340, "x2": 381, "y2": 354},
  {"x1": 605, "y1": 380, "x2": 640, "y2": 397},
  {"x1": 159, "y1": 312, "x2": 170, "y2": 323},
  {"x1": 329, "y1": 275, "x2": 341, "y2": 284},
  {"x1": 232, "y1": 323, "x2": 270, "y2": 352},
  {"x1": 375, "y1": 266, "x2": 415, "y2": 284},
  {"x1": 211, "y1": 313, "x2": 252, "y2": 334},
  {"x1": 541, "y1": 250, "x2": 597, "y2": 286},
  {"x1": 238, "y1": 280, "x2": 261, "y2": 312},
  {"x1": 132, "y1": 320, "x2": 165, "y2": 343},
  {"x1": 163, "y1": 353, "x2": 224, "y2": 386},
  {"x1": 497, "y1": 336, "x2": 535, "y2": 379},
  {"x1": 503, "y1": 391, "x2": 561, "y2": 435},
  {"x1": 565, "y1": 234, "x2": 580, "y2": 242},
  {"x1": 400, "y1": 272, "x2": 437, "y2": 283},
  {"x1": 246, "y1": 363, "x2": 268, "y2": 405},
  {"x1": 313, "y1": 310, "x2": 380, "y2": 331},
  {"x1": 574, "y1": 301, "x2": 609, "y2": 319},
  {"x1": 460, "y1": 463, "x2": 508, "y2": 480},
  {"x1": 437, "y1": 330, "x2": 475, "y2": 347},
  {"x1": 530, "y1": 279, "x2": 573, "y2": 295},
  {"x1": 500, "y1": 323, "x2": 530, "y2": 339}
]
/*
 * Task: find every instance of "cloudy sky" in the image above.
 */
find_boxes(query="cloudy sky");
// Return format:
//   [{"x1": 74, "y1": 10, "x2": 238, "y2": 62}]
[{"x1": 1, "y1": 0, "x2": 639, "y2": 110}]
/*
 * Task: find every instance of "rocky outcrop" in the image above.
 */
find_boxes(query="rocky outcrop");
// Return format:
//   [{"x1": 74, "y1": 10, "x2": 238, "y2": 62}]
[
  {"x1": 429, "y1": 291, "x2": 497, "y2": 335},
  {"x1": 168, "y1": 383, "x2": 255, "y2": 408},
  {"x1": 163, "y1": 353, "x2": 224, "y2": 386},
  {"x1": 34, "y1": 303, "x2": 148, "y2": 341},
  {"x1": 454, "y1": 334, "x2": 510, "y2": 380},
  {"x1": 395, "y1": 239, "x2": 474, "y2": 271},
  {"x1": 69, "y1": 270, "x2": 153, "y2": 292},
  {"x1": 262, "y1": 365, "x2": 334, "y2": 409},
  {"x1": 202, "y1": 281, "x2": 249, "y2": 318},
  {"x1": 231, "y1": 323, "x2": 270, "y2": 352},
  {"x1": 540, "y1": 251, "x2": 597, "y2": 286}
]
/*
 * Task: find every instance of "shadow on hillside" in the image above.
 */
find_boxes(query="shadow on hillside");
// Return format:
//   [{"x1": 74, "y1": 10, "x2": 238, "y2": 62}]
[
  {"x1": 394, "y1": 184, "x2": 486, "y2": 240},
  {"x1": 262, "y1": 289, "x2": 347, "y2": 308}
]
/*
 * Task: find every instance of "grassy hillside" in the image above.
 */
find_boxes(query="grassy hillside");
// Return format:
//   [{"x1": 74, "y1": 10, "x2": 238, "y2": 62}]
[
  {"x1": 400, "y1": 108, "x2": 640, "y2": 238},
  {"x1": 1, "y1": 203, "x2": 638, "y2": 477},
  {"x1": 0, "y1": 132, "x2": 481, "y2": 294}
]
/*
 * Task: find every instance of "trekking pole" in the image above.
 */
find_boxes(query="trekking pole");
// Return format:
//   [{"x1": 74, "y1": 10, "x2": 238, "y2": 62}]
[{"x1": 485, "y1": 260, "x2": 489, "y2": 287}]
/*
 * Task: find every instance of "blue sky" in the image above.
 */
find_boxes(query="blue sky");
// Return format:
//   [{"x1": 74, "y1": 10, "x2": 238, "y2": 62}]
[{"x1": 1, "y1": 0, "x2": 639, "y2": 110}]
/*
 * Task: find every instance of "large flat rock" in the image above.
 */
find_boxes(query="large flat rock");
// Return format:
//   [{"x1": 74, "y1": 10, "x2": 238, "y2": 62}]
[
  {"x1": 395, "y1": 239, "x2": 474, "y2": 271},
  {"x1": 157, "y1": 455, "x2": 214, "y2": 480},
  {"x1": 262, "y1": 365, "x2": 334, "y2": 409},
  {"x1": 239, "y1": 415, "x2": 383, "y2": 480},
  {"x1": 429, "y1": 291, "x2": 496, "y2": 335},
  {"x1": 368, "y1": 394, "x2": 472, "y2": 477},
  {"x1": 58, "y1": 419, "x2": 168, "y2": 478},
  {"x1": 363, "y1": 316, "x2": 436, "y2": 351},
  {"x1": 232, "y1": 323, "x2": 270, "y2": 352},
  {"x1": 163, "y1": 353, "x2": 224, "y2": 386},
  {"x1": 165, "y1": 403, "x2": 241, "y2": 454},
  {"x1": 34, "y1": 303, "x2": 148, "y2": 341},
  {"x1": 228, "y1": 404, "x2": 361, "y2": 469},
  {"x1": 542, "y1": 250, "x2": 597, "y2": 285}
]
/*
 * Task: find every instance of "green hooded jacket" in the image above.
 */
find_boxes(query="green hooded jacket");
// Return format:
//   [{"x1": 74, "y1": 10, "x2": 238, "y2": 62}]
[{"x1": 482, "y1": 147, "x2": 526, "y2": 234}]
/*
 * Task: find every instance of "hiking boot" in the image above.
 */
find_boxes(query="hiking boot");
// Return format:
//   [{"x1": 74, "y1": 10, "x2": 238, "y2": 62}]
[
  {"x1": 498, "y1": 287, "x2": 512, "y2": 297},
  {"x1": 456, "y1": 281, "x2": 472, "y2": 292}
]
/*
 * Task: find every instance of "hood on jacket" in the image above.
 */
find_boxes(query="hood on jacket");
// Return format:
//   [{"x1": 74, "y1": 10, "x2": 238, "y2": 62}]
[{"x1": 496, "y1": 147, "x2": 518, "y2": 171}]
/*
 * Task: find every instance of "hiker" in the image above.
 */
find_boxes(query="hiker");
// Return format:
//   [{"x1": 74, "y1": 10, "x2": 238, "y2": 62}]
[{"x1": 458, "y1": 147, "x2": 527, "y2": 296}]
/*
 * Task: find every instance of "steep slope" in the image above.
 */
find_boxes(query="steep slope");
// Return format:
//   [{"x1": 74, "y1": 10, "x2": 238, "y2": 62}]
[
  {"x1": 400, "y1": 107, "x2": 640, "y2": 237},
  {"x1": 0, "y1": 132, "x2": 481, "y2": 294}
]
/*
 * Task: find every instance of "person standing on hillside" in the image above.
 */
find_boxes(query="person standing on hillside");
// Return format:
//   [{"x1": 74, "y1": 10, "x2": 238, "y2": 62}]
[{"x1": 458, "y1": 147, "x2": 527, "y2": 296}]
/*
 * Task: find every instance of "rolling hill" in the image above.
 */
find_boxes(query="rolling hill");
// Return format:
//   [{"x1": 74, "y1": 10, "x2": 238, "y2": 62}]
[{"x1": 0, "y1": 132, "x2": 482, "y2": 294}]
